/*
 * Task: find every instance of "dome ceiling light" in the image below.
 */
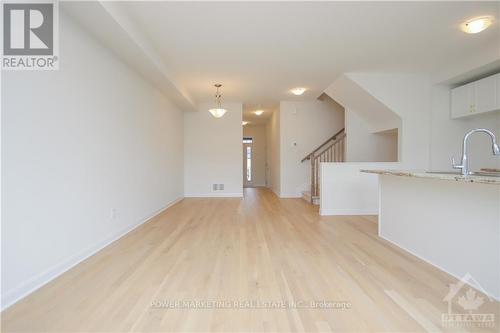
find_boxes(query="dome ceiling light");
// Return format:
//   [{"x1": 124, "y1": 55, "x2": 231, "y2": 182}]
[
  {"x1": 291, "y1": 87, "x2": 307, "y2": 96},
  {"x1": 461, "y1": 16, "x2": 493, "y2": 34}
]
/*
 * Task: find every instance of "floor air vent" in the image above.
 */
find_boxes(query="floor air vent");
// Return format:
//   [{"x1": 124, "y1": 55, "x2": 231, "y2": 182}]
[{"x1": 212, "y1": 184, "x2": 224, "y2": 191}]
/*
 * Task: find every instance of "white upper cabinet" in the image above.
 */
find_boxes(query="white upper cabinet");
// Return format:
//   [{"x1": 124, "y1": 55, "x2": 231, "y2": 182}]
[
  {"x1": 451, "y1": 73, "x2": 500, "y2": 119},
  {"x1": 451, "y1": 82, "x2": 474, "y2": 118},
  {"x1": 497, "y1": 73, "x2": 500, "y2": 106},
  {"x1": 475, "y1": 75, "x2": 497, "y2": 113}
]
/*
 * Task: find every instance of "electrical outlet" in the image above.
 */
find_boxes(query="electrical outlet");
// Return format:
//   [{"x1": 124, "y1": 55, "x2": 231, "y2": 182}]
[{"x1": 110, "y1": 208, "x2": 116, "y2": 219}]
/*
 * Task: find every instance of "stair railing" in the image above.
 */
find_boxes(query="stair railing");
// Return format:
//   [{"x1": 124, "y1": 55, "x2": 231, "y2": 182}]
[{"x1": 301, "y1": 129, "x2": 346, "y2": 202}]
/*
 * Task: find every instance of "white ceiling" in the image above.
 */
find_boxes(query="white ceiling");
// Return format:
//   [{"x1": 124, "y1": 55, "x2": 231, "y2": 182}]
[{"x1": 71, "y1": 1, "x2": 500, "y2": 119}]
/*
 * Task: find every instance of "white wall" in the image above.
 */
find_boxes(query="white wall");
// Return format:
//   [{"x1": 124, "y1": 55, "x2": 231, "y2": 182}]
[
  {"x1": 324, "y1": 75, "x2": 401, "y2": 133},
  {"x1": 328, "y1": 72, "x2": 500, "y2": 171},
  {"x1": 1, "y1": 12, "x2": 184, "y2": 308},
  {"x1": 430, "y1": 84, "x2": 500, "y2": 171},
  {"x1": 279, "y1": 100, "x2": 344, "y2": 197},
  {"x1": 266, "y1": 110, "x2": 280, "y2": 196},
  {"x1": 184, "y1": 102, "x2": 243, "y2": 197},
  {"x1": 320, "y1": 162, "x2": 400, "y2": 216},
  {"x1": 346, "y1": 73, "x2": 432, "y2": 169},
  {"x1": 243, "y1": 125, "x2": 267, "y2": 187},
  {"x1": 345, "y1": 109, "x2": 398, "y2": 162}
]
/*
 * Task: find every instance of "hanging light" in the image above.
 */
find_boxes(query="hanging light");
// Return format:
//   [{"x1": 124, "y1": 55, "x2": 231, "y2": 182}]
[{"x1": 208, "y1": 84, "x2": 227, "y2": 118}]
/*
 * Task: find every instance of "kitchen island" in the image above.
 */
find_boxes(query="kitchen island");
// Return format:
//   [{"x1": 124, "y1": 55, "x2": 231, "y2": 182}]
[{"x1": 362, "y1": 169, "x2": 500, "y2": 300}]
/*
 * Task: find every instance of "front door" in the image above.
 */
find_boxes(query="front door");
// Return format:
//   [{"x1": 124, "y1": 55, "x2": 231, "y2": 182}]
[{"x1": 243, "y1": 137, "x2": 253, "y2": 187}]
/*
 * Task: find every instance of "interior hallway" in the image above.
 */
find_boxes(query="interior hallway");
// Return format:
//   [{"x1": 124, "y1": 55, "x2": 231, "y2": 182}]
[{"x1": 2, "y1": 188, "x2": 498, "y2": 332}]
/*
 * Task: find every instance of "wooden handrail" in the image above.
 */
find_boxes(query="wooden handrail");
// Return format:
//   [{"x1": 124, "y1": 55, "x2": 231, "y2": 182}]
[
  {"x1": 307, "y1": 132, "x2": 346, "y2": 202},
  {"x1": 301, "y1": 128, "x2": 345, "y2": 162}
]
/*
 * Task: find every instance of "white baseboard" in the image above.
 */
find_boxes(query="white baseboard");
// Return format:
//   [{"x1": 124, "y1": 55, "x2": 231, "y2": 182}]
[
  {"x1": 0, "y1": 196, "x2": 184, "y2": 311},
  {"x1": 380, "y1": 234, "x2": 500, "y2": 302},
  {"x1": 320, "y1": 208, "x2": 378, "y2": 216},
  {"x1": 244, "y1": 183, "x2": 266, "y2": 188},
  {"x1": 184, "y1": 192, "x2": 243, "y2": 198},
  {"x1": 278, "y1": 192, "x2": 302, "y2": 198}
]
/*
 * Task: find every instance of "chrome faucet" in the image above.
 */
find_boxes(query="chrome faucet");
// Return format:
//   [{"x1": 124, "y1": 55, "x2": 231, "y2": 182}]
[{"x1": 452, "y1": 128, "x2": 500, "y2": 175}]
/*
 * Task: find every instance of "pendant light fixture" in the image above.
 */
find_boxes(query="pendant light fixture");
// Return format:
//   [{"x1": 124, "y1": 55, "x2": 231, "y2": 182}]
[{"x1": 208, "y1": 84, "x2": 227, "y2": 118}]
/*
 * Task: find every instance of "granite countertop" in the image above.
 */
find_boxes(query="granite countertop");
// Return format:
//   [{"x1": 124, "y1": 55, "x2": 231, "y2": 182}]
[
  {"x1": 481, "y1": 168, "x2": 500, "y2": 173},
  {"x1": 360, "y1": 169, "x2": 500, "y2": 185}
]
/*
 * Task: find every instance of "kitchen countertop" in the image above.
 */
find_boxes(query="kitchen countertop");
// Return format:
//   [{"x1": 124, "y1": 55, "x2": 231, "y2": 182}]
[
  {"x1": 360, "y1": 169, "x2": 500, "y2": 185},
  {"x1": 481, "y1": 168, "x2": 500, "y2": 173}
]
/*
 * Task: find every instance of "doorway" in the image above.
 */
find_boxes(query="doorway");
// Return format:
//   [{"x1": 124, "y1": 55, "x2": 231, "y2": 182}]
[{"x1": 243, "y1": 137, "x2": 253, "y2": 187}]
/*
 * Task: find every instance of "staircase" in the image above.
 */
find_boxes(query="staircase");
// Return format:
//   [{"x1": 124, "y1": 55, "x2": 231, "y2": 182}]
[
  {"x1": 301, "y1": 128, "x2": 346, "y2": 204},
  {"x1": 301, "y1": 189, "x2": 320, "y2": 205}
]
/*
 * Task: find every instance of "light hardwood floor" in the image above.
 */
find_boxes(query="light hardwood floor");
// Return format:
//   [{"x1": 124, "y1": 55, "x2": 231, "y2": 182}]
[{"x1": 2, "y1": 188, "x2": 498, "y2": 332}]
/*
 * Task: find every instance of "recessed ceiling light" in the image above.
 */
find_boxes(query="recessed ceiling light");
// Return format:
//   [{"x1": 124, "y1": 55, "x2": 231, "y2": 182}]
[
  {"x1": 254, "y1": 110, "x2": 264, "y2": 116},
  {"x1": 461, "y1": 16, "x2": 493, "y2": 34},
  {"x1": 291, "y1": 87, "x2": 306, "y2": 96},
  {"x1": 242, "y1": 121, "x2": 249, "y2": 126}
]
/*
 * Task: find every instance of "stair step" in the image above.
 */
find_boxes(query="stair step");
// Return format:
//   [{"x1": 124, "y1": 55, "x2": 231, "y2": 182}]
[{"x1": 302, "y1": 191, "x2": 319, "y2": 205}]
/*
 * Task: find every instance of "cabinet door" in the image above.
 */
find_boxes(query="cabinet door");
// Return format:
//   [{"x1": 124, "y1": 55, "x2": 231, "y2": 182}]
[
  {"x1": 497, "y1": 74, "x2": 500, "y2": 110},
  {"x1": 451, "y1": 82, "x2": 474, "y2": 118},
  {"x1": 475, "y1": 74, "x2": 497, "y2": 114}
]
